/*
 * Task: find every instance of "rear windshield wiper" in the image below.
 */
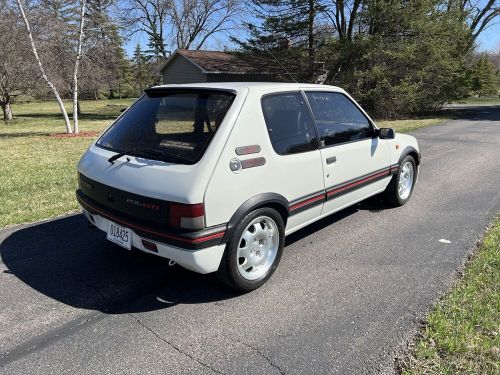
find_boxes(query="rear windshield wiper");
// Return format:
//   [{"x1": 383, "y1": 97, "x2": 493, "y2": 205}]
[{"x1": 108, "y1": 151, "x2": 129, "y2": 164}]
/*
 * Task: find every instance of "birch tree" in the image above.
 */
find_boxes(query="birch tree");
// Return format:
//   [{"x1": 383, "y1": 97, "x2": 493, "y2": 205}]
[
  {"x1": 72, "y1": 0, "x2": 87, "y2": 133},
  {"x1": 16, "y1": 0, "x2": 73, "y2": 133}
]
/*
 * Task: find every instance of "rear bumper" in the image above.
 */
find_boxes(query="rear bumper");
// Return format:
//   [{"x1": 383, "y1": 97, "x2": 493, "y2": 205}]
[
  {"x1": 76, "y1": 190, "x2": 226, "y2": 250},
  {"x1": 77, "y1": 190, "x2": 227, "y2": 274},
  {"x1": 83, "y1": 210, "x2": 225, "y2": 274}
]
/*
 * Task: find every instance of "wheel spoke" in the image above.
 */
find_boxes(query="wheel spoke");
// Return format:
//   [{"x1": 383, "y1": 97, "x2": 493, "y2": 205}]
[
  {"x1": 252, "y1": 223, "x2": 266, "y2": 238},
  {"x1": 241, "y1": 257, "x2": 255, "y2": 270},
  {"x1": 241, "y1": 231, "x2": 254, "y2": 247},
  {"x1": 238, "y1": 245, "x2": 251, "y2": 260}
]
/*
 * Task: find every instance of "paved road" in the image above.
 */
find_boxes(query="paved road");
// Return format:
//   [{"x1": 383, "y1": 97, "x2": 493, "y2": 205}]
[{"x1": 1, "y1": 105, "x2": 499, "y2": 374}]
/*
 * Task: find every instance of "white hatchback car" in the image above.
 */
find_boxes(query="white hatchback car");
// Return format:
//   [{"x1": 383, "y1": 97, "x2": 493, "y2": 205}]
[{"x1": 77, "y1": 82, "x2": 420, "y2": 291}]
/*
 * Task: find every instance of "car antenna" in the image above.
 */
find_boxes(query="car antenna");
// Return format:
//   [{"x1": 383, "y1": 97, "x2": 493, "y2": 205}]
[{"x1": 264, "y1": 47, "x2": 298, "y2": 83}]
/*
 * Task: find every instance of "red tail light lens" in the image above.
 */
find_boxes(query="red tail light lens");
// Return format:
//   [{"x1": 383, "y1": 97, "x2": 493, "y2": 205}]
[{"x1": 169, "y1": 203, "x2": 205, "y2": 229}]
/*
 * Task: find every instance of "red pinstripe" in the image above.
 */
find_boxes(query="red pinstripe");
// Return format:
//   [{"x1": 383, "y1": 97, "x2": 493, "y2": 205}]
[
  {"x1": 290, "y1": 193, "x2": 326, "y2": 211},
  {"x1": 327, "y1": 169, "x2": 390, "y2": 197},
  {"x1": 77, "y1": 196, "x2": 225, "y2": 244}
]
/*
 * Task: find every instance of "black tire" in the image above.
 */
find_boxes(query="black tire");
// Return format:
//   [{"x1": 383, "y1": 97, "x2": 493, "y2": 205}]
[
  {"x1": 384, "y1": 154, "x2": 417, "y2": 207},
  {"x1": 217, "y1": 207, "x2": 285, "y2": 291}
]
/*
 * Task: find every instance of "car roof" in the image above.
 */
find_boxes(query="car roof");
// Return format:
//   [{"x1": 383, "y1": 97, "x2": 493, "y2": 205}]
[{"x1": 150, "y1": 82, "x2": 344, "y2": 92}]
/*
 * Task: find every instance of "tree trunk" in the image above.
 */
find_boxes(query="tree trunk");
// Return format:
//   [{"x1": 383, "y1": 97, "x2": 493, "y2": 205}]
[
  {"x1": 72, "y1": 0, "x2": 87, "y2": 134},
  {"x1": 16, "y1": 0, "x2": 72, "y2": 133},
  {"x1": 307, "y1": 0, "x2": 316, "y2": 78},
  {"x1": 1, "y1": 101, "x2": 13, "y2": 122}
]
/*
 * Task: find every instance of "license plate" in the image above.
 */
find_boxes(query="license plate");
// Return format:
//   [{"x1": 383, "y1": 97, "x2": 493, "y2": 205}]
[{"x1": 107, "y1": 221, "x2": 132, "y2": 250}]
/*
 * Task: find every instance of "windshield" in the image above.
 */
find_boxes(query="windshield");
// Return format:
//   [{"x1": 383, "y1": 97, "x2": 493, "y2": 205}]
[{"x1": 97, "y1": 89, "x2": 235, "y2": 164}]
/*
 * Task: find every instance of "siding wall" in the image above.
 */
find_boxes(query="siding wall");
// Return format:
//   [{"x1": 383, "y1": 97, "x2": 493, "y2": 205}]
[{"x1": 162, "y1": 55, "x2": 206, "y2": 84}]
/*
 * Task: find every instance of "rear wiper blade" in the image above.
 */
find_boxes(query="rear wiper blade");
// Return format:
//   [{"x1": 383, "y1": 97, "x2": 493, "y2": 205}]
[
  {"x1": 108, "y1": 151, "x2": 129, "y2": 164},
  {"x1": 107, "y1": 147, "x2": 149, "y2": 164}
]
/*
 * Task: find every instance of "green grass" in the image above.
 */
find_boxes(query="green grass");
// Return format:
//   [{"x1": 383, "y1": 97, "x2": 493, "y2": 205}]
[
  {"x1": 456, "y1": 97, "x2": 500, "y2": 105},
  {"x1": 0, "y1": 100, "x2": 445, "y2": 227},
  {"x1": 0, "y1": 99, "x2": 134, "y2": 226},
  {"x1": 377, "y1": 118, "x2": 447, "y2": 133},
  {"x1": 402, "y1": 217, "x2": 500, "y2": 374}
]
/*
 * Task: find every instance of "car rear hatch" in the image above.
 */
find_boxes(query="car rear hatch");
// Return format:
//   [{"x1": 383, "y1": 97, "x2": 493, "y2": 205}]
[{"x1": 77, "y1": 86, "x2": 244, "y2": 237}]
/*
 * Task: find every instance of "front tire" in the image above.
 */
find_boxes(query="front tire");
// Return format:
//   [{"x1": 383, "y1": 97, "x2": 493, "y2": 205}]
[
  {"x1": 385, "y1": 155, "x2": 417, "y2": 206},
  {"x1": 217, "y1": 207, "x2": 285, "y2": 291}
]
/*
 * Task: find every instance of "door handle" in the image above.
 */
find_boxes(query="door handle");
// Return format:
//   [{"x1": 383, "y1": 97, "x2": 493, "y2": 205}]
[{"x1": 326, "y1": 156, "x2": 337, "y2": 164}]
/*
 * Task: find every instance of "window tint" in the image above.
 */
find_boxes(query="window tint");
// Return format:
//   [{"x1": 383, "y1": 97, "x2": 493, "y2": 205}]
[
  {"x1": 97, "y1": 91, "x2": 234, "y2": 164},
  {"x1": 305, "y1": 92, "x2": 373, "y2": 146},
  {"x1": 261, "y1": 92, "x2": 318, "y2": 155}
]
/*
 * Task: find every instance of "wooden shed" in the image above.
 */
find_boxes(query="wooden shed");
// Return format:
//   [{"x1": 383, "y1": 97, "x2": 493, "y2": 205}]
[{"x1": 160, "y1": 49, "x2": 283, "y2": 84}]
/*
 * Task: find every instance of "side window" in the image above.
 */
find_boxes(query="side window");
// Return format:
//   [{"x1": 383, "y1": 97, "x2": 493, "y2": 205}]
[
  {"x1": 261, "y1": 92, "x2": 318, "y2": 155},
  {"x1": 305, "y1": 92, "x2": 373, "y2": 146}
]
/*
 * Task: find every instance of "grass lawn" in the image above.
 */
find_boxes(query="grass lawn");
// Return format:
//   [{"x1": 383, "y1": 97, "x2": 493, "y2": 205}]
[
  {"x1": 402, "y1": 217, "x2": 500, "y2": 374},
  {"x1": 1, "y1": 99, "x2": 445, "y2": 227},
  {"x1": 377, "y1": 117, "x2": 448, "y2": 133},
  {"x1": 0, "y1": 99, "x2": 134, "y2": 227},
  {"x1": 456, "y1": 97, "x2": 500, "y2": 105}
]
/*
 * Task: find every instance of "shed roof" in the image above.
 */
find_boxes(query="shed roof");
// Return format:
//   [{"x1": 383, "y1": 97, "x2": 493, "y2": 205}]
[{"x1": 161, "y1": 49, "x2": 280, "y2": 75}]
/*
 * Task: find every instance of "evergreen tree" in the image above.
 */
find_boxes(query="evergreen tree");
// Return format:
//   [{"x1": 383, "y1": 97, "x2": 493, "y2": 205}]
[
  {"x1": 132, "y1": 44, "x2": 155, "y2": 95},
  {"x1": 321, "y1": 0, "x2": 471, "y2": 117},
  {"x1": 469, "y1": 55, "x2": 498, "y2": 97},
  {"x1": 235, "y1": 0, "x2": 325, "y2": 81}
]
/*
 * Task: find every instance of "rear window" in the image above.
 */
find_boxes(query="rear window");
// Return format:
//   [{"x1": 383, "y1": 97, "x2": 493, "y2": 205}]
[{"x1": 97, "y1": 90, "x2": 235, "y2": 164}]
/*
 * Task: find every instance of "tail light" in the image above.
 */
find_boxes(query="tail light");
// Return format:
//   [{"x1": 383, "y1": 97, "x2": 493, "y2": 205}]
[{"x1": 168, "y1": 203, "x2": 205, "y2": 230}]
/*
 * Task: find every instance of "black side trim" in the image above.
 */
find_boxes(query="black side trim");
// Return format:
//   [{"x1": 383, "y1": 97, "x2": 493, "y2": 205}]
[
  {"x1": 288, "y1": 190, "x2": 326, "y2": 216},
  {"x1": 223, "y1": 193, "x2": 289, "y2": 243},
  {"x1": 390, "y1": 164, "x2": 399, "y2": 175},
  {"x1": 77, "y1": 190, "x2": 226, "y2": 250},
  {"x1": 325, "y1": 167, "x2": 391, "y2": 200}
]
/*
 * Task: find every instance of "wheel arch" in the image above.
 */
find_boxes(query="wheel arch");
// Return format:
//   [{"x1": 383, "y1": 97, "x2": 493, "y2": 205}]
[
  {"x1": 398, "y1": 146, "x2": 421, "y2": 166},
  {"x1": 222, "y1": 193, "x2": 289, "y2": 243}
]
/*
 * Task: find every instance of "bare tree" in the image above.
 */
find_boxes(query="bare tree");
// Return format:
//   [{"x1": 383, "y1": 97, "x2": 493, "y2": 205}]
[
  {"x1": 117, "y1": 0, "x2": 170, "y2": 57},
  {"x1": 72, "y1": 0, "x2": 87, "y2": 133},
  {"x1": 0, "y1": 1, "x2": 30, "y2": 121},
  {"x1": 16, "y1": 0, "x2": 73, "y2": 133},
  {"x1": 118, "y1": 0, "x2": 244, "y2": 55},
  {"x1": 323, "y1": 0, "x2": 363, "y2": 40},
  {"x1": 446, "y1": 0, "x2": 500, "y2": 44},
  {"x1": 169, "y1": 0, "x2": 244, "y2": 50}
]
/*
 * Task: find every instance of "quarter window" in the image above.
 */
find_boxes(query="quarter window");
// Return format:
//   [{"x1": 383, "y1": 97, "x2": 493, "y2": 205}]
[
  {"x1": 261, "y1": 92, "x2": 318, "y2": 155},
  {"x1": 305, "y1": 92, "x2": 373, "y2": 146}
]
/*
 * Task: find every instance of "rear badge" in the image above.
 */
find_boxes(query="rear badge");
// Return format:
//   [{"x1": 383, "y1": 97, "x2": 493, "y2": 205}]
[{"x1": 126, "y1": 198, "x2": 160, "y2": 211}]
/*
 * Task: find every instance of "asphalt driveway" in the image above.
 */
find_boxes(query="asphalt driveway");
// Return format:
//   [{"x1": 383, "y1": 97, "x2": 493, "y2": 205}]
[{"x1": 1, "y1": 105, "x2": 499, "y2": 374}]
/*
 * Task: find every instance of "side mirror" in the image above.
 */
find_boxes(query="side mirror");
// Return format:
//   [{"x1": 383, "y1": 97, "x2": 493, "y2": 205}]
[{"x1": 378, "y1": 128, "x2": 395, "y2": 139}]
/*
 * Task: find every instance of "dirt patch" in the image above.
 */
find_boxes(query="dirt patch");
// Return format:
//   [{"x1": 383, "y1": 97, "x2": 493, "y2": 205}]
[{"x1": 48, "y1": 131, "x2": 99, "y2": 138}]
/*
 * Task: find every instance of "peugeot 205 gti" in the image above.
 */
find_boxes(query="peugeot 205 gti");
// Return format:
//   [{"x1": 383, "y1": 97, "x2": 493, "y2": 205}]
[{"x1": 76, "y1": 83, "x2": 420, "y2": 291}]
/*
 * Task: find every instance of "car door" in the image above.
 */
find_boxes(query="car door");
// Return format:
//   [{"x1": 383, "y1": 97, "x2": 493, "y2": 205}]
[
  {"x1": 303, "y1": 91, "x2": 392, "y2": 215},
  {"x1": 260, "y1": 91, "x2": 326, "y2": 231}
]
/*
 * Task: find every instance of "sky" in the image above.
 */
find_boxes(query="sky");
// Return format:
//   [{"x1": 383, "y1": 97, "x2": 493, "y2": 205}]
[
  {"x1": 124, "y1": 17, "x2": 500, "y2": 58},
  {"x1": 476, "y1": 22, "x2": 500, "y2": 52}
]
